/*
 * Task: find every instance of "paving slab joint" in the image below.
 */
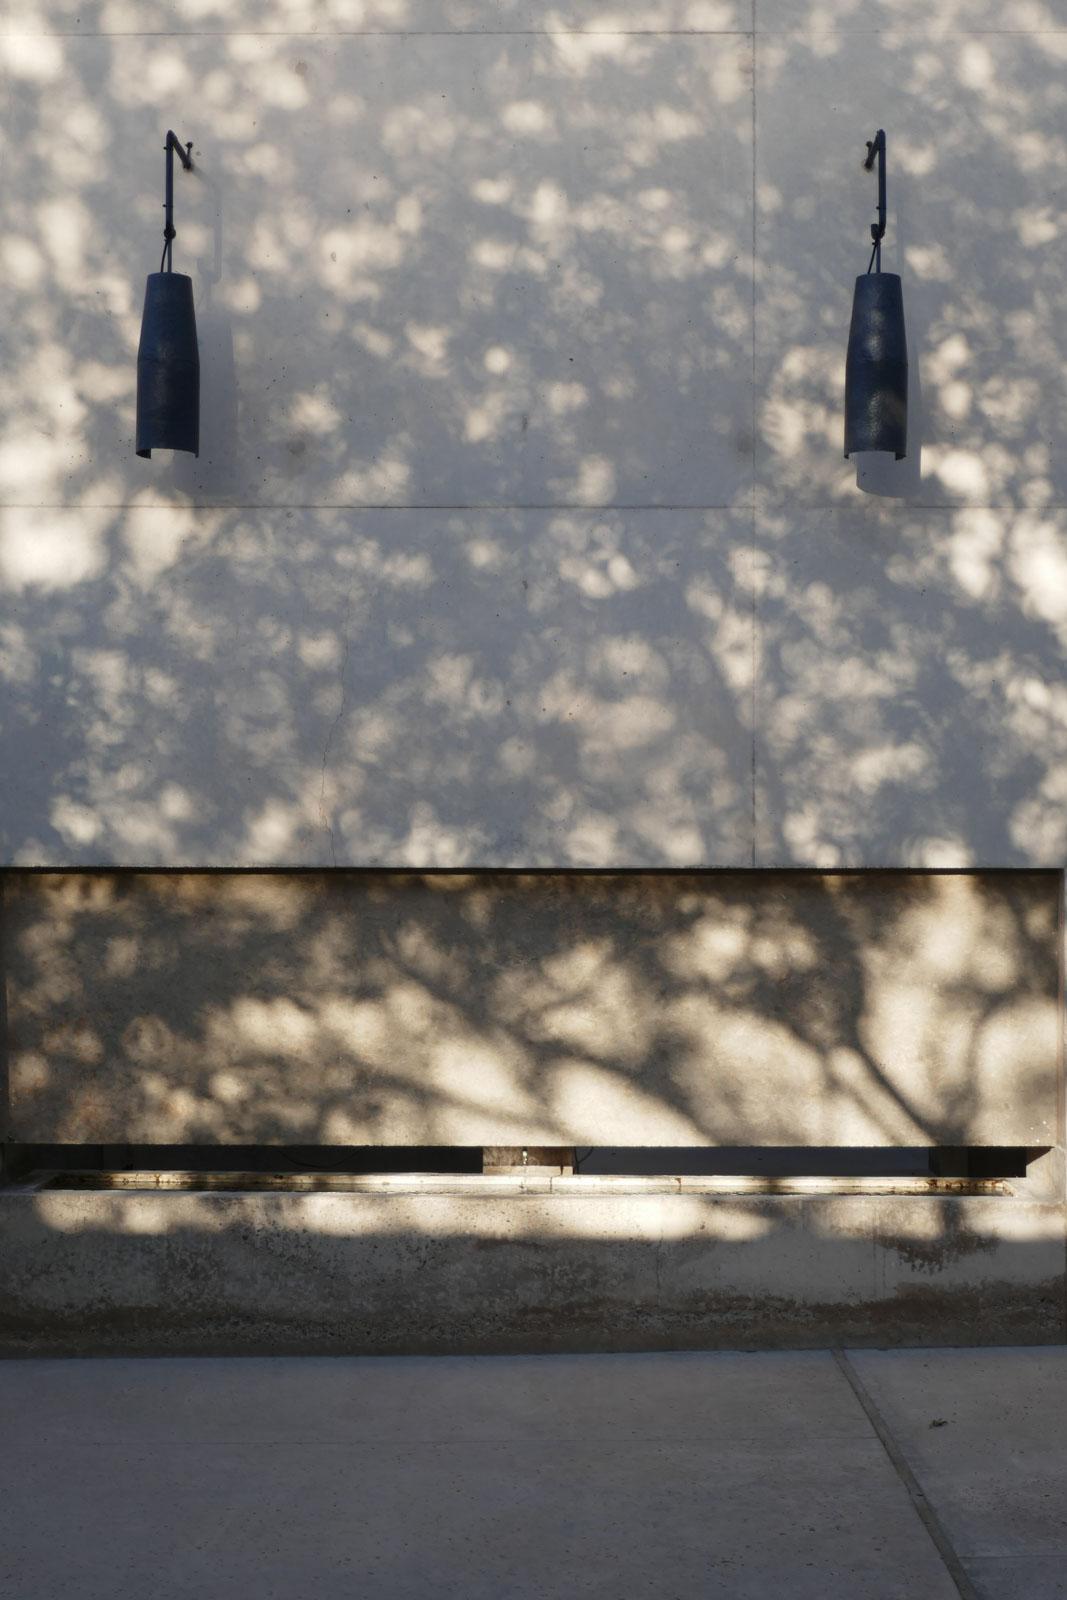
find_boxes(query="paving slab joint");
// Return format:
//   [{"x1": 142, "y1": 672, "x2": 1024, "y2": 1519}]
[{"x1": 831, "y1": 1349, "x2": 979, "y2": 1600}]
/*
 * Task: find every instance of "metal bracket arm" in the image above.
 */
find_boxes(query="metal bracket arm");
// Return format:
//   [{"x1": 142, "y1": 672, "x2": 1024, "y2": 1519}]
[
  {"x1": 161, "y1": 130, "x2": 194, "y2": 270},
  {"x1": 862, "y1": 129, "x2": 887, "y2": 271}
]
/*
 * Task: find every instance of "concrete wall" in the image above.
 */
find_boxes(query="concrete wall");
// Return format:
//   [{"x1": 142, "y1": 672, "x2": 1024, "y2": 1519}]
[
  {"x1": 4, "y1": 8, "x2": 1065, "y2": 1354},
  {"x1": 5, "y1": 869, "x2": 1059, "y2": 1147},
  {"x1": 2, "y1": 1184, "x2": 1063, "y2": 1355},
  {"x1": 3, "y1": 4, "x2": 1067, "y2": 868}
]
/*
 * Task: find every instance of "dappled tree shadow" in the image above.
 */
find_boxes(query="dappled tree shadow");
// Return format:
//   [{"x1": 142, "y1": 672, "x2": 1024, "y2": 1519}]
[
  {"x1": 1, "y1": 6, "x2": 1066, "y2": 866},
  {"x1": 0, "y1": 1, "x2": 1064, "y2": 1359},
  {"x1": 0, "y1": 508, "x2": 754, "y2": 865},
  {"x1": 753, "y1": 20, "x2": 1067, "y2": 864},
  {"x1": 5, "y1": 869, "x2": 1058, "y2": 1151},
  {"x1": 1, "y1": 17, "x2": 756, "y2": 866}
]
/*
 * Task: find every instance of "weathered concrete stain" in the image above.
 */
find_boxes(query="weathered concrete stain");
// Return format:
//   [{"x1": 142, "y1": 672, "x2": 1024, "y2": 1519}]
[{"x1": 2, "y1": 1190, "x2": 1063, "y2": 1356}]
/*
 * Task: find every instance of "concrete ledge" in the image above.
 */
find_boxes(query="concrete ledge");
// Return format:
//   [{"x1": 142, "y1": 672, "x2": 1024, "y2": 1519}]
[
  {"x1": 37, "y1": 1171, "x2": 1013, "y2": 1195},
  {"x1": 2, "y1": 1189, "x2": 1064, "y2": 1356}
]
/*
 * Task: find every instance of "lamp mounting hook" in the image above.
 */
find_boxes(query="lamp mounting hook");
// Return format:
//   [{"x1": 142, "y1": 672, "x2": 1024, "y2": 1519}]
[
  {"x1": 863, "y1": 128, "x2": 887, "y2": 273},
  {"x1": 161, "y1": 130, "x2": 194, "y2": 273}
]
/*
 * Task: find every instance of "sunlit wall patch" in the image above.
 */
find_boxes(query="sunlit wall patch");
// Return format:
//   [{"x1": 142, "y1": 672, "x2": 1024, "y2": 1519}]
[
  {"x1": 136, "y1": 131, "x2": 200, "y2": 460},
  {"x1": 844, "y1": 129, "x2": 908, "y2": 462}
]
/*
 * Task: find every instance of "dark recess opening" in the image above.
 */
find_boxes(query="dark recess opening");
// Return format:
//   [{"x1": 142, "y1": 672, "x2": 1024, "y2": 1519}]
[{"x1": 2, "y1": 1143, "x2": 1036, "y2": 1181}]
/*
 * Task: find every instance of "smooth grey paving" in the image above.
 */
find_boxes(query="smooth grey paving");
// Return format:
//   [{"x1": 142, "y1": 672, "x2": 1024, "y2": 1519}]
[
  {"x1": 850, "y1": 1347, "x2": 1067, "y2": 1597},
  {"x1": 4, "y1": 1349, "x2": 875, "y2": 1447},
  {"x1": 0, "y1": 1351, "x2": 964, "y2": 1600},
  {"x1": 963, "y1": 1560, "x2": 1067, "y2": 1600},
  {"x1": 4, "y1": 1436, "x2": 958, "y2": 1600}
]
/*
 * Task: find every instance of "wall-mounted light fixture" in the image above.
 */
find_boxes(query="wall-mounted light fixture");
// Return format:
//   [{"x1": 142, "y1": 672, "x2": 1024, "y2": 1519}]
[
  {"x1": 844, "y1": 129, "x2": 907, "y2": 461},
  {"x1": 136, "y1": 131, "x2": 199, "y2": 458}
]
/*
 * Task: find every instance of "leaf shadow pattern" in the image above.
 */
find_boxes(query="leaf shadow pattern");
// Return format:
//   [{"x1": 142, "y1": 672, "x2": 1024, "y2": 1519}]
[{"x1": 4, "y1": 869, "x2": 1058, "y2": 1154}]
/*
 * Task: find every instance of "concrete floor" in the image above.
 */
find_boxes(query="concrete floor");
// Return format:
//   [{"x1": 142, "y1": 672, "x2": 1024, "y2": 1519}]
[{"x1": 2, "y1": 1349, "x2": 1064, "y2": 1599}]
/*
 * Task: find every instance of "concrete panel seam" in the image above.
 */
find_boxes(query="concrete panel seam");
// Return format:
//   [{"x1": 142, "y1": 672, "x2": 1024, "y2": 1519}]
[
  {"x1": 749, "y1": 11, "x2": 759, "y2": 869},
  {"x1": 831, "y1": 1350, "x2": 979, "y2": 1600},
  {"x1": 14, "y1": 502, "x2": 1067, "y2": 511},
  {"x1": 1059, "y1": 871, "x2": 1066, "y2": 1342},
  {"x1": 0, "y1": 502, "x2": 752, "y2": 512},
  {"x1": 2, "y1": 30, "x2": 760, "y2": 40}
]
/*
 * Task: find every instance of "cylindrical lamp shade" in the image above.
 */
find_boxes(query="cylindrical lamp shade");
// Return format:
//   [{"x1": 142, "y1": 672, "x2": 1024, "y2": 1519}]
[
  {"x1": 844, "y1": 272, "x2": 907, "y2": 460},
  {"x1": 136, "y1": 272, "x2": 199, "y2": 458}
]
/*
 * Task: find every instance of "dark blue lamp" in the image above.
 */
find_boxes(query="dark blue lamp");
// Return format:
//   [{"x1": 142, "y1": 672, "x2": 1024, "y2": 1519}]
[
  {"x1": 844, "y1": 129, "x2": 908, "y2": 461},
  {"x1": 136, "y1": 130, "x2": 199, "y2": 458}
]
